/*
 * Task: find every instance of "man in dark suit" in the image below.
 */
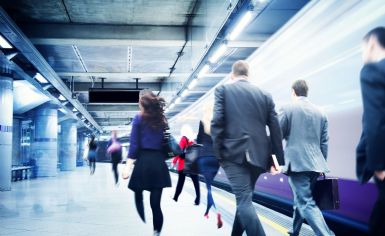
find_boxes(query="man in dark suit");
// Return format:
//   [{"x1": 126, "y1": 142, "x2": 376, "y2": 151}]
[
  {"x1": 211, "y1": 60, "x2": 284, "y2": 236},
  {"x1": 357, "y1": 27, "x2": 385, "y2": 236}
]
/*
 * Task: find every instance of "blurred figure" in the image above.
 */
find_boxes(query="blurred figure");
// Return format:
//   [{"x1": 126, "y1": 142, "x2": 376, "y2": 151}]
[
  {"x1": 357, "y1": 27, "x2": 385, "y2": 236},
  {"x1": 196, "y1": 102, "x2": 222, "y2": 228},
  {"x1": 107, "y1": 130, "x2": 122, "y2": 185},
  {"x1": 211, "y1": 60, "x2": 284, "y2": 236},
  {"x1": 88, "y1": 135, "x2": 98, "y2": 175},
  {"x1": 126, "y1": 90, "x2": 171, "y2": 236},
  {"x1": 172, "y1": 135, "x2": 200, "y2": 205},
  {"x1": 279, "y1": 80, "x2": 334, "y2": 236}
]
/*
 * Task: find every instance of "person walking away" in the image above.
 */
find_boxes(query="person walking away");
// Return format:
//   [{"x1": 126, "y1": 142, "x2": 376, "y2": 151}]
[
  {"x1": 107, "y1": 130, "x2": 122, "y2": 185},
  {"x1": 211, "y1": 60, "x2": 284, "y2": 236},
  {"x1": 126, "y1": 90, "x2": 171, "y2": 236},
  {"x1": 88, "y1": 135, "x2": 97, "y2": 175},
  {"x1": 279, "y1": 80, "x2": 334, "y2": 236},
  {"x1": 172, "y1": 135, "x2": 200, "y2": 205},
  {"x1": 196, "y1": 102, "x2": 223, "y2": 228},
  {"x1": 356, "y1": 27, "x2": 385, "y2": 236}
]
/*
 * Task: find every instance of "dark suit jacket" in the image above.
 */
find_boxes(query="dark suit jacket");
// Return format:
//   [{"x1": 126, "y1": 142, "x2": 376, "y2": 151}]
[
  {"x1": 357, "y1": 58, "x2": 385, "y2": 183},
  {"x1": 211, "y1": 79, "x2": 284, "y2": 171}
]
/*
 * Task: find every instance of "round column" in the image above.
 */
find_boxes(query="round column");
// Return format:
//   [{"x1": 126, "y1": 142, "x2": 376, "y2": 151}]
[
  {"x1": 59, "y1": 119, "x2": 77, "y2": 171},
  {"x1": 12, "y1": 118, "x2": 21, "y2": 166},
  {"x1": 32, "y1": 102, "x2": 58, "y2": 177},
  {"x1": 76, "y1": 133, "x2": 86, "y2": 167},
  {"x1": 0, "y1": 69, "x2": 13, "y2": 191}
]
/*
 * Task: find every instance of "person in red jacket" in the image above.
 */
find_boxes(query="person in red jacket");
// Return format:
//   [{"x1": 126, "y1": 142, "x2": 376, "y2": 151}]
[{"x1": 172, "y1": 136, "x2": 200, "y2": 205}]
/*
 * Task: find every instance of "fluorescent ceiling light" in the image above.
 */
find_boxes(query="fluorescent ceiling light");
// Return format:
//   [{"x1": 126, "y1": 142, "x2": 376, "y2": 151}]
[
  {"x1": 181, "y1": 90, "x2": 189, "y2": 97},
  {"x1": 35, "y1": 73, "x2": 48, "y2": 84},
  {"x1": 0, "y1": 35, "x2": 12, "y2": 49},
  {"x1": 169, "y1": 103, "x2": 175, "y2": 109},
  {"x1": 209, "y1": 44, "x2": 227, "y2": 63},
  {"x1": 58, "y1": 95, "x2": 66, "y2": 101},
  {"x1": 228, "y1": 11, "x2": 253, "y2": 40},
  {"x1": 58, "y1": 108, "x2": 67, "y2": 114},
  {"x1": 197, "y1": 65, "x2": 210, "y2": 78},
  {"x1": 175, "y1": 97, "x2": 182, "y2": 104},
  {"x1": 72, "y1": 108, "x2": 78, "y2": 112},
  {"x1": 188, "y1": 79, "x2": 198, "y2": 89}
]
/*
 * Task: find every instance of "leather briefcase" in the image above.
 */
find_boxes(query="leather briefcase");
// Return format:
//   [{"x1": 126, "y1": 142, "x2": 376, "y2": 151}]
[{"x1": 313, "y1": 174, "x2": 340, "y2": 210}]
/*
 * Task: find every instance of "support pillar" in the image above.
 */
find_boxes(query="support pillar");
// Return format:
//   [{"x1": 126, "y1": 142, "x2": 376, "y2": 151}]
[
  {"x1": 32, "y1": 102, "x2": 58, "y2": 177},
  {"x1": 0, "y1": 68, "x2": 13, "y2": 191},
  {"x1": 12, "y1": 118, "x2": 21, "y2": 166},
  {"x1": 59, "y1": 119, "x2": 77, "y2": 171},
  {"x1": 77, "y1": 133, "x2": 86, "y2": 167}
]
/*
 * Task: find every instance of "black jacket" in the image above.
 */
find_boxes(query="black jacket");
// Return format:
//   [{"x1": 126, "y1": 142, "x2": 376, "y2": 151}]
[
  {"x1": 211, "y1": 79, "x2": 284, "y2": 170},
  {"x1": 196, "y1": 121, "x2": 215, "y2": 157},
  {"x1": 356, "y1": 58, "x2": 385, "y2": 183}
]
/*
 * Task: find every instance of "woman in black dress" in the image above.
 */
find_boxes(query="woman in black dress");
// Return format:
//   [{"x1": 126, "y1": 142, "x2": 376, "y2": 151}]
[{"x1": 126, "y1": 90, "x2": 171, "y2": 236}]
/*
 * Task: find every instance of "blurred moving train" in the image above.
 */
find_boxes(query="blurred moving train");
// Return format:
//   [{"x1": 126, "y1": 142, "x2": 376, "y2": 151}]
[{"x1": 168, "y1": 1, "x2": 385, "y2": 235}]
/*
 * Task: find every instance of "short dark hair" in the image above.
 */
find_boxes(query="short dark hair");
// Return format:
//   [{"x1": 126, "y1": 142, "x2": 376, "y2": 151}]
[
  {"x1": 364, "y1": 27, "x2": 385, "y2": 48},
  {"x1": 292, "y1": 80, "x2": 308, "y2": 97},
  {"x1": 232, "y1": 60, "x2": 249, "y2": 77}
]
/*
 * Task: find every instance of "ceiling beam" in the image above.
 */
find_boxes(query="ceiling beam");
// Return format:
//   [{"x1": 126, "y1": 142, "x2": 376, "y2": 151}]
[
  {"x1": 74, "y1": 82, "x2": 180, "y2": 92},
  {"x1": 18, "y1": 23, "x2": 204, "y2": 47},
  {"x1": 57, "y1": 72, "x2": 228, "y2": 78},
  {"x1": 87, "y1": 104, "x2": 139, "y2": 112}
]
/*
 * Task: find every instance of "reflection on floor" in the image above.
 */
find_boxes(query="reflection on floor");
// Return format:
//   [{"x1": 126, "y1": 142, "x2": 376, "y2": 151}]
[{"x1": 0, "y1": 163, "x2": 312, "y2": 236}]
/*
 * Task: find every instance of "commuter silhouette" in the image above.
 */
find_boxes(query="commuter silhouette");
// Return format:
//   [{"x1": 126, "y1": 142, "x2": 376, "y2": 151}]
[
  {"x1": 87, "y1": 135, "x2": 97, "y2": 175},
  {"x1": 107, "y1": 130, "x2": 122, "y2": 185},
  {"x1": 126, "y1": 90, "x2": 171, "y2": 236},
  {"x1": 172, "y1": 131, "x2": 200, "y2": 205},
  {"x1": 357, "y1": 27, "x2": 385, "y2": 236},
  {"x1": 279, "y1": 80, "x2": 334, "y2": 236},
  {"x1": 196, "y1": 102, "x2": 222, "y2": 228},
  {"x1": 211, "y1": 60, "x2": 284, "y2": 236}
]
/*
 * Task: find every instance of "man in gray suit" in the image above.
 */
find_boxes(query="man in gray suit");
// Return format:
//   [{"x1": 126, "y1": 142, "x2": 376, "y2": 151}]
[
  {"x1": 279, "y1": 80, "x2": 334, "y2": 236},
  {"x1": 211, "y1": 60, "x2": 284, "y2": 236}
]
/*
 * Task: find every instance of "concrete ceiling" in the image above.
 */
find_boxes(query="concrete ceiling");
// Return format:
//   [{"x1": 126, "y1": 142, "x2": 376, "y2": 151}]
[{"x1": 0, "y1": 0, "x2": 310, "y2": 131}]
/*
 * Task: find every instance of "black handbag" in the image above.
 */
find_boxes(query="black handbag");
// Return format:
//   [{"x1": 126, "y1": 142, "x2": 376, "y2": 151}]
[
  {"x1": 313, "y1": 174, "x2": 340, "y2": 210},
  {"x1": 163, "y1": 131, "x2": 182, "y2": 159},
  {"x1": 183, "y1": 143, "x2": 203, "y2": 175}
]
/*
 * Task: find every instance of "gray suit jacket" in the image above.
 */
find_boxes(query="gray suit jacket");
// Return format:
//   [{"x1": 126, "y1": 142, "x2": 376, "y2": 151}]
[
  {"x1": 211, "y1": 79, "x2": 284, "y2": 171},
  {"x1": 279, "y1": 97, "x2": 329, "y2": 173}
]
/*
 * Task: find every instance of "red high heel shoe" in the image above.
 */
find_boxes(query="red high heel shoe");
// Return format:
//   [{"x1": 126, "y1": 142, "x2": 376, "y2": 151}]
[{"x1": 217, "y1": 213, "x2": 223, "y2": 229}]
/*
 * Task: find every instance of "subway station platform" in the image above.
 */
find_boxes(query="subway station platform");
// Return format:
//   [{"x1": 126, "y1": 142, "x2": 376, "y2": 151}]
[{"x1": 0, "y1": 164, "x2": 314, "y2": 236}]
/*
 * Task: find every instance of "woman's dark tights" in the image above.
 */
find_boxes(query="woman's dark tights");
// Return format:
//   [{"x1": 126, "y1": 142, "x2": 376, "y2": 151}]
[{"x1": 134, "y1": 189, "x2": 164, "y2": 232}]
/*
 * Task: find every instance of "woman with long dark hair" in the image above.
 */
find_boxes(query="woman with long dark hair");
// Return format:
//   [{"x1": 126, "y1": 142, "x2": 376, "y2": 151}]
[
  {"x1": 88, "y1": 135, "x2": 97, "y2": 175},
  {"x1": 126, "y1": 90, "x2": 171, "y2": 236}
]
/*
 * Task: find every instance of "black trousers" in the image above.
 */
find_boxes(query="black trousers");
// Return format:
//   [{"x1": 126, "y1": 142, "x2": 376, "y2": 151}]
[
  {"x1": 369, "y1": 178, "x2": 385, "y2": 236},
  {"x1": 173, "y1": 170, "x2": 200, "y2": 204},
  {"x1": 135, "y1": 189, "x2": 164, "y2": 232},
  {"x1": 112, "y1": 162, "x2": 119, "y2": 184},
  {"x1": 89, "y1": 158, "x2": 96, "y2": 174},
  {"x1": 220, "y1": 160, "x2": 265, "y2": 236}
]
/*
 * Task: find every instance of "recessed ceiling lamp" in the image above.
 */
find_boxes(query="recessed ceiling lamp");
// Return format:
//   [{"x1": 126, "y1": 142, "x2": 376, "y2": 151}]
[
  {"x1": 228, "y1": 11, "x2": 253, "y2": 40},
  {"x1": 34, "y1": 73, "x2": 48, "y2": 84},
  {"x1": 0, "y1": 34, "x2": 13, "y2": 49},
  {"x1": 209, "y1": 44, "x2": 227, "y2": 63}
]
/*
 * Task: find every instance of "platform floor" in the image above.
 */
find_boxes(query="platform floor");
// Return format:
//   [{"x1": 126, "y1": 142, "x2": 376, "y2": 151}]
[{"x1": 0, "y1": 163, "x2": 314, "y2": 236}]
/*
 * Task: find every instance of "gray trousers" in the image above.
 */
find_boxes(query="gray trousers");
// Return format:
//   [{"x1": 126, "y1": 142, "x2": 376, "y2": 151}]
[
  {"x1": 288, "y1": 171, "x2": 335, "y2": 236},
  {"x1": 220, "y1": 160, "x2": 265, "y2": 236}
]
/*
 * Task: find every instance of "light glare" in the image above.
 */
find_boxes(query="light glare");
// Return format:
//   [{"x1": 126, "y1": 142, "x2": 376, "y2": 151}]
[{"x1": 228, "y1": 11, "x2": 253, "y2": 40}]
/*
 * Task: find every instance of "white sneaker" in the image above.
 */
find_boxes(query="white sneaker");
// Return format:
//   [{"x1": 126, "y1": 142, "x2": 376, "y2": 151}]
[{"x1": 153, "y1": 230, "x2": 160, "y2": 236}]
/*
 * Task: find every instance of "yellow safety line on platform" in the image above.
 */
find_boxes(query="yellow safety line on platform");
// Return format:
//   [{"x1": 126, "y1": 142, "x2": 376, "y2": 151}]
[{"x1": 212, "y1": 190, "x2": 289, "y2": 235}]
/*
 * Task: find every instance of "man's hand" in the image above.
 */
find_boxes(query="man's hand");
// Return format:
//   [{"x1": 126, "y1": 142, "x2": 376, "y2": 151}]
[
  {"x1": 374, "y1": 170, "x2": 385, "y2": 181},
  {"x1": 270, "y1": 165, "x2": 281, "y2": 175}
]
